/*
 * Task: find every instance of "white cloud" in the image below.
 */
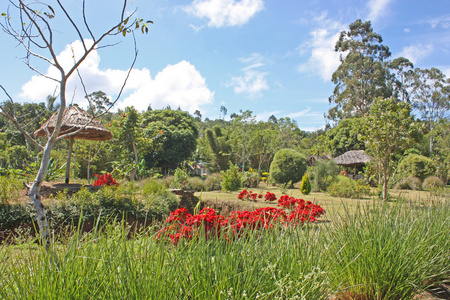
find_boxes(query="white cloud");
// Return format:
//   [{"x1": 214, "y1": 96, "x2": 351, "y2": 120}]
[
  {"x1": 285, "y1": 108, "x2": 312, "y2": 119},
  {"x1": 367, "y1": 0, "x2": 393, "y2": 23},
  {"x1": 120, "y1": 60, "x2": 214, "y2": 113},
  {"x1": 426, "y1": 15, "x2": 450, "y2": 29},
  {"x1": 226, "y1": 53, "x2": 269, "y2": 97},
  {"x1": 398, "y1": 44, "x2": 434, "y2": 64},
  {"x1": 298, "y1": 13, "x2": 343, "y2": 81},
  {"x1": 183, "y1": 0, "x2": 264, "y2": 28},
  {"x1": 20, "y1": 40, "x2": 214, "y2": 114}
]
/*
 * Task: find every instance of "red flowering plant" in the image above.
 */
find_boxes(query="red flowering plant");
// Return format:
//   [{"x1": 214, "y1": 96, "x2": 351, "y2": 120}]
[
  {"x1": 237, "y1": 190, "x2": 261, "y2": 201},
  {"x1": 264, "y1": 191, "x2": 277, "y2": 202},
  {"x1": 157, "y1": 193, "x2": 325, "y2": 244},
  {"x1": 93, "y1": 173, "x2": 119, "y2": 187}
]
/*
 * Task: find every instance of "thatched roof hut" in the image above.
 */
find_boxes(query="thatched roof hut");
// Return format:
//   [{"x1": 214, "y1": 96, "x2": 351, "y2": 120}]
[
  {"x1": 34, "y1": 106, "x2": 112, "y2": 184},
  {"x1": 333, "y1": 150, "x2": 372, "y2": 167},
  {"x1": 34, "y1": 105, "x2": 112, "y2": 141}
]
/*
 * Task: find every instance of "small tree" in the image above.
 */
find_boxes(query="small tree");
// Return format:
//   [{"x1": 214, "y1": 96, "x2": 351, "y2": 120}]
[
  {"x1": 269, "y1": 149, "x2": 307, "y2": 186},
  {"x1": 300, "y1": 174, "x2": 311, "y2": 195},
  {"x1": 364, "y1": 98, "x2": 416, "y2": 201},
  {"x1": 0, "y1": 0, "x2": 151, "y2": 248}
]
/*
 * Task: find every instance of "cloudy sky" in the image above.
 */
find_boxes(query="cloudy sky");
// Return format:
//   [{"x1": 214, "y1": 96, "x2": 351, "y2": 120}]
[{"x1": 1, "y1": 0, "x2": 449, "y2": 131}]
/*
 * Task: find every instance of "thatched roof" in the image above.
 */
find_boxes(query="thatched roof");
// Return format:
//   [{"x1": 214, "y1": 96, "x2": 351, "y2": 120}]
[
  {"x1": 34, "y1": 106, "x2": 112, "y2": 141},
  {"x1": 333, "y1": 150, "x2": 372, "y2": 167}
]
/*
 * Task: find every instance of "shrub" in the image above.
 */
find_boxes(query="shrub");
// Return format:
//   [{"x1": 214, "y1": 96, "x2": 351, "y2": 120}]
[
  {"x1": 221, "y1": 164, "x2": 241, "y2": 192},
  {"x1": 270, "y1": 149, "x2": 307, "y2": 185},
  {"x1": 0, "y1": 176, "x2": 22, "y2": 205},
  {"x1": 300, "y1": 174, "x2": 311, "y2": 195},
  {"x1": 310, "y1": 159, "x2": 339, "y2": 191},
  {"x1": 170, "y1": 168, "x2": 189, "y2": 189},
  {"x1": 241, "y1": 171, "x2": 258, "y2": 188},
  {"x1": 397, "y1": 154, "x2": 436, "y2": 181},
  {"x1": 204, "y1": 173, "x2": 222, "y2": 191},
  {"x1": 423, "y1": 176, "x2": 445, "y2": 190},
  {"x1": 394, "y1": 176, "x2": 422, "y2": 191},
  {"x1": 159, "y1": 175, "x2": 173, "y2": 188},
  {"x1": 186, "y1": 177, "x2": 206, "y2": 191},
  {"x1": 328, "y1": 175, "x2": 370, "y2": 199}
]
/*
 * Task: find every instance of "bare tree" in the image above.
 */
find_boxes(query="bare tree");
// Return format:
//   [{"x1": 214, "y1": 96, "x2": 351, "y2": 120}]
[{"x1": 0, "y1": 0, "x2": 151, "y2": 249}]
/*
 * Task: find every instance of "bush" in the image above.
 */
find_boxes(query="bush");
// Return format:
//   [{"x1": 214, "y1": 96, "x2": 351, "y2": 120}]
[
  {"x1": 204, "y1": 173, "x2": 222, "y2": 191},
  {"x1": 310, "y1": 159, "x2": 339, "y2": 191},
  {"x1": 423, "y1": 176, "x2": 445, "y2": 190},
  {"x1": 0, "y1": 176, "x2": 22, "y2": 205},
  {"x1": 170, "y1": 168, "x2": 189, "y2": 189},
  {"x1": 397, "y1": 154, "x2": 436, "y2": 181},
  {"x1": 186, "y1": 177, "x2": 206, "y2": 191},
  {"x1": 221, "y1": 164, "x2": 241, "y2": 192},
  {"x1": 241, "y1": 171, "x2": 259, "y2": 188},
  {"x1": 328, "y1": 175, "x2": 370, "y2": 199},
  {"x1": 270, "y1": 149, "x2": 307, "y2": 185},
  {"x1": 300, "y1": 174, "x2": 311, "y2": 195},
  {"x1": 394, "y1": 176, "x2": 422, "y2": 191}
]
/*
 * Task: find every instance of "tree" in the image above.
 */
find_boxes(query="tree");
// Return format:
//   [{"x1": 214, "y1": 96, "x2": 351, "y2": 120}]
[
  {"x1": 141, "y1": 108, "x2": 198, "y2": 172},
  {"x1": 329, "y1": 19, "x2": 391, "y2": 121},
  {"x1": 229, "y1": 110, "x2": 256, "y2": 175},
  {"x1": 204, "y1": 126, "x2": 231, "y2": 171},
  {"x1": 269, "y1": 148, "x2": 307, "y2": 186},
  {"x1": 0, "y1": 0, "x2": 151, "y2": 248},
  {"x1": 408, "y1": 67, "x2": 450, "y2": 152},
  {"x1": 322, "y1": 118, "x2": 366, "y2": 157},
  {"x1": 388, "y1": 57, "x2": 414, "y2": 103},
  {"x1": 364, "y1": 98, "x2": 416, "y2": 201}
]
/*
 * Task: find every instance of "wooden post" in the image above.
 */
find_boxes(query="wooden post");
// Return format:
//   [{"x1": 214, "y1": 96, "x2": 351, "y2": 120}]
[{"x1": 65, "y1": 137, "x2": 75, "y2": 184}]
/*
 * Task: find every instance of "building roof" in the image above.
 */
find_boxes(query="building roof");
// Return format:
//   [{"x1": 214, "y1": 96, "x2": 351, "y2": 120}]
[{"x1": 333, "y1": 150, "x2": 372, "y2": 167}]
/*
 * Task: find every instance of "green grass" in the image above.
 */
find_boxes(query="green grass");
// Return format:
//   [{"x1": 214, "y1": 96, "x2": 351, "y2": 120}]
[{"x1": 0, "y1": 198, "x2": 448, "y2": 300}]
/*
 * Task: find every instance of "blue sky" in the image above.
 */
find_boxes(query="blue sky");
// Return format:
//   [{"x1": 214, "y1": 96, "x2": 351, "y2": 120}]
[{"x1": 1, "y1": 0, "x2": 449, "y2": 131}]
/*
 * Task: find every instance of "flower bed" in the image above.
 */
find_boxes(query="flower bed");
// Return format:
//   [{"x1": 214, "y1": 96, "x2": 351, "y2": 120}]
[{"x1": 158, "y1": 192, "x2": 325, "y2": 244}]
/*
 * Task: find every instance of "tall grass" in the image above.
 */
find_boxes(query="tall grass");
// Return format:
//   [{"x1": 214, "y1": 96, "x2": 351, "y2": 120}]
[{"x1": 0, "y1": 200, "x2": 448, "y2": 299}]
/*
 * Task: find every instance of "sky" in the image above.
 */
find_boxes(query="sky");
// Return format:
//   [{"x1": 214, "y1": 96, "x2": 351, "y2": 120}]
[{"x1": 0, "y1": 0, "x2": 449, "y2": 131}]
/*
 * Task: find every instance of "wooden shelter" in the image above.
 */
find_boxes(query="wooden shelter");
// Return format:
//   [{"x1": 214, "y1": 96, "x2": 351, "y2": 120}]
[
  {"x1": 333, "y1": 150, "x2": 372, "y2": 168},
  {"x1": 34, "y1": 106, "x2": 112, "y2": 183}
]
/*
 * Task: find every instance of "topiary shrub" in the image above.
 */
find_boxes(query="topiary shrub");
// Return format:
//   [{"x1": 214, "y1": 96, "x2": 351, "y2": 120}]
[
  {"x1": 394, "y1": 176, "x2": 422, "y2": 191},
  {"x1": 328, "y1": 175, "x2": 370, "y2": 199},
  {"x1": 270, "y1": 149, "x2": 307, "y2": 186},
  {"x1": 221, "y1": 164, "x2": 241, "y2": 191},
  {"x1": 300, "y1": 174, "x2": 311, "y2": 195},
  {"x1": 397, "y1": 154, "x2": 436, "y2": 181},
  {"x1": 423, "y1": 176, "x2": 445, "y2": 190}
]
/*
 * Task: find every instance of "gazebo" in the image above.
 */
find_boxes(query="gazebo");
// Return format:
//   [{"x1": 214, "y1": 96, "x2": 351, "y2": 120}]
[
  {"x1": 34, "y1": 105, "x2": 112, "y2": 184},
  {"x1": 333, "y1": 150, "x2": 372, "y2": 180}
]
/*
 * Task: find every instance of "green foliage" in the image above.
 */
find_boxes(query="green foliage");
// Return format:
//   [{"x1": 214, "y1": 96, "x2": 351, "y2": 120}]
[
  {"x1": 186, "y1": 177, "x2": 206, "y2": 191},
  {"x1": 170, "y1": 168, "x2": 189, "y2": 189},
  {"x1": 364, "y1": 97, "x2": 416, "y2": 200},
  {"x1": 423, "y1": 176, "x2": 445, "y2": 190},
  {"x1": 310, "y1": 159, "x2": 339, "y2": 192},
  {"x1": 395, "y1": 176, "x2": 423, "y2": 191},
  {"x1": 0, "y1": 176, "x2": 22, "y2": 205},
  {"x1": 397, "y1": 154, "x2": 436, "y2": 181},
  {"x1": 300, "y1": 174, "x2": 311, "y2": 195},
  {"x1": 269, "y1": 148, "x2": 307, "y2": 185},
  {"x1": 203, "y1": 173, "x2": 222, "y2": 191},
  {"x1": 141, "y1": 108, "x2": 198, "y2": 170},
  {"x1": 241, "y1": 170, "x2": 258, "y2": 188},
  {"x1": 322, "y1": 118, "x2": 366, "y2": 157},
  {"x1": 221, "y1": 164, "x2": 241, "y2": 191},
  {"x1": 329, "y1": 19, "x2": 392, "y2": 121},
  {"x1": 327, "y1": 175, "x2": 370, "y2": 199}
]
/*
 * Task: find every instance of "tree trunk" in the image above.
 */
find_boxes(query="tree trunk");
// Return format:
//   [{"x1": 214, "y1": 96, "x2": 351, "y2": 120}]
[{"x1": 65, "y1": 137, "x2": 75, "y2": 184}]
